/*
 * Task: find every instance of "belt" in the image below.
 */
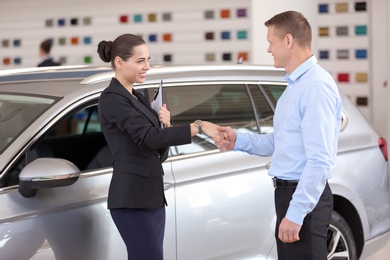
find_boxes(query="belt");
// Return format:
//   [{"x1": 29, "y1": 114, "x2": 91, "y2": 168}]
[{"x1": 272, "y1": 177, "x2": 299, "y2": 188}]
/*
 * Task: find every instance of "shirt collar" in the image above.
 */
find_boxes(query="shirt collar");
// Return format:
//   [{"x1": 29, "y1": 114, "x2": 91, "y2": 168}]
[{"x1": 284, "y1": 55, "x2": 318, "y2": 83}]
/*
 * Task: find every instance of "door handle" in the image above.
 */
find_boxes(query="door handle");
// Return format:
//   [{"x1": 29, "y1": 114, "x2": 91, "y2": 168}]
[
  {"x1": 164, "y1": 182, "x2": 172, "y2": 191},
  {"x1": 265, "y1": 162, "x2": 271, "y2": 169}
]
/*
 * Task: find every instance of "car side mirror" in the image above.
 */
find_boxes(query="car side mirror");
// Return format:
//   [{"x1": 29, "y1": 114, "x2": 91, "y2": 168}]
[{"x1": 18, "y1": 158, "x2": 80, "y2": 198}]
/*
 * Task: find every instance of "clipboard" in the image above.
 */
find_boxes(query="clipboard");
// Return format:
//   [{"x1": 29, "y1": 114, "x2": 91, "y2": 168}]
[{"x1": 151, "y1": 79, "x2": 163, "y2": 128}]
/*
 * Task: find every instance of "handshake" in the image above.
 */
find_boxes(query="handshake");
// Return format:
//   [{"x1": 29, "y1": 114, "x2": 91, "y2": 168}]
[{"x1": 201, "y1": 121, "x2": 236, "y2": 151}]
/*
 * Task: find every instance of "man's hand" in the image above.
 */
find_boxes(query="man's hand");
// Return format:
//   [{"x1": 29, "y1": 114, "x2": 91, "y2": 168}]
[
  {"x1": 213, "y1": 126, "x2": 236, "y2": 151},
  {"x1": 278, "y1": 217, "x2": 301, "y2": 243}
]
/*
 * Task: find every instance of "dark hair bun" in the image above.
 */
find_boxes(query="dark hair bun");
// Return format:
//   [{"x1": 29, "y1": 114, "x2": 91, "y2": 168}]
[{"x1": 97, "y1": 40, "x2": 113, "y2": 63}]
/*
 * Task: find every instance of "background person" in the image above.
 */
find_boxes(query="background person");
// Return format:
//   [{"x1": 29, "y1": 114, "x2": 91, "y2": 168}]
[
  {"x1": 37, "y1": 39, "x2": 61, "y2": 67},
  {"x1": 97, "y1": 33, "x2": 221, "y2": 260},
  {"x1": 214, "y1": 11, "x2": 342, "y2": 260}
]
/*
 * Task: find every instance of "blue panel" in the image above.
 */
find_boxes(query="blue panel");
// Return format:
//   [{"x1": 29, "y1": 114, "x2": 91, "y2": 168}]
[
  {"x1": 318, "y1": 4, "x2": 329, "y2": 13},
  {"x1": 221, "y1": 31, "x2": 230, "y2": 40},
  {"x1": 319, "y1": 50, "x2": 329, "y2": 59},
  {"x1": 13, "y1": 39, "x2": 21, "y2": 47},
  {"x1": 58, "y1": 18, "x2": 66, "y2": 26},
  {"x1": 84, "y1": 37, "x2": 92, "y2": 44},
  {"x1": 149, "y1": 34, "x2": 157, "y2": 42},
  {"x1": 14, "y1": 57, "x2": 21, "y2": 64},
  {"x1": 355, "y1": 49, "x2": 367, "y2": 59}
]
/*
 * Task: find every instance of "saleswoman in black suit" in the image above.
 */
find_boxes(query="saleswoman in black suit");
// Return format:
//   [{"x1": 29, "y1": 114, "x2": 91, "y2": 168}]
[{"x1": 97, "y1": 34, "x2": 221, "y2": 260}]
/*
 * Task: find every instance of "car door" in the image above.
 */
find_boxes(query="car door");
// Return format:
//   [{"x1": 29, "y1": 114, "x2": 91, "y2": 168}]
[
  {"x1": 0, "y1": 94, "x2": 177, "y2": 260},
  {"x1": 159, "y1": 82, "x2": 282, "y2": 260},
  {"x1": 0, "y1": 97, "x2": 119, "y2": 260}
]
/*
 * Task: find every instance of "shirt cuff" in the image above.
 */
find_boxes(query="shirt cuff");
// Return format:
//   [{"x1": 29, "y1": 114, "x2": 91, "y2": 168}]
[
  {"x1": 233, "y1": 132, "x2": 247, "y2": 151},
  {"x1": 285, "y1": 205, "x2": 306, "y2": 225}
]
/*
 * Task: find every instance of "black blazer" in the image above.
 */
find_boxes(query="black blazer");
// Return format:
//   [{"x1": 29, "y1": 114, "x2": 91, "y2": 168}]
[
  {"x1": 99, "y1": 78, "x2": 191, "y2": 209},
  {"x1": 37, "y1": 58, "x2": 61, "y2": 67}
]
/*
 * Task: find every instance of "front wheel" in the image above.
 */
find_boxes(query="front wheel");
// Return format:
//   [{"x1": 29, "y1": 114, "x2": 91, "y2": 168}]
[{"x1": 327, "y1": 211, "x2": 357, "y2": 260}]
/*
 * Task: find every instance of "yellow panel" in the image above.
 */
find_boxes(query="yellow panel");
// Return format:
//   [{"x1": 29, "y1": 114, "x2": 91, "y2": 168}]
[
  {"x1": 355, "y1": 73, "x2": 368, "y2": 82},
  {"x1": 319, "y1": 27, "x2": 329, "y2": 37},
  {"x1": 335, "y1": 3, "x2": 349, "y2": 13}
]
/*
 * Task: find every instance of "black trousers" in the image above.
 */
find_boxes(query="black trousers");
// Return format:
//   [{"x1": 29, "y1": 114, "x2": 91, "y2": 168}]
[
  {"x1": 110, "y1": 207, "x2": 166, "y2": 260},
  {"x1": 274, "y1": 183, "x2": 333, "y2": 260}
]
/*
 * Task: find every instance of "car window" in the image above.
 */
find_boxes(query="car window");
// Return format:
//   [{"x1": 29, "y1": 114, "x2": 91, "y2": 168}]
[
  {"x1": 148, "y1": 83, "x2": 275, "y2": 156},
  {"x1": 3, "y1": 103, "x2": 109, "y2": 187},
  {"x1": 0, "y1": 94, "x2": 57, "y2": 153},
  {"x1": 37, "y1": 105, "x2": 107, "y2": 170},
  {"x1": 54, "y1": 106, "x2": 101, "y2": 136},
  {"x1": 261, "y1": 84, "x2": 286, "y2": 103},
  {"x1": 251, "y1": 83, "x2": 287, "y2": 134}
]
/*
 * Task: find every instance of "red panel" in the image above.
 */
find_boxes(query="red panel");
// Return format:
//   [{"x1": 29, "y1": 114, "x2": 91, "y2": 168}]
[
  {"x1": 337, "y1": 73, "x2": 349, "y2": 82},
  {"x1": 120, "y1": 15, "x2": 128, "y2": 23}
]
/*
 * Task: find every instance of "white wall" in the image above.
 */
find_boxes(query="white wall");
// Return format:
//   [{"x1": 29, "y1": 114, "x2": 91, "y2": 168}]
[
  {"x1": 368, "y1": 0, "x2": 388, "y2": 138},
  {"x1": 251, "y1": 0, "x2": 317, "y2": 65},
  {"x1": 0, "y1": 0, "x2": 252, "y2": 68}
]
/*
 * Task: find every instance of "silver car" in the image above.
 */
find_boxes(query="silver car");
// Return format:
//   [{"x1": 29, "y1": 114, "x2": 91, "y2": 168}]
[{"x1": 0, "y1": 65, "x2": 389, "y2": 260}]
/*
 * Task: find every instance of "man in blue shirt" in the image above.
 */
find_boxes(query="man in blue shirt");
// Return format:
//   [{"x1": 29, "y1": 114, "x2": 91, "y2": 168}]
[{"x1": 214, "y1": 11, "x2": 342, "y2": 260}]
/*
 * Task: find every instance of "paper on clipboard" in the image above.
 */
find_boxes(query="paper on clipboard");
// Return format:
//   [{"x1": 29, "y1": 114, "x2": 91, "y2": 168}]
[{"x1": 151, "y1": 79, "x2": 163, "y2": 128}]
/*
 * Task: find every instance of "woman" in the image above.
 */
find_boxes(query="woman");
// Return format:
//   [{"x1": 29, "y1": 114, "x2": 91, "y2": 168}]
[{"x1": 97, "y1": 34, "x2": 220, "y2": 260}]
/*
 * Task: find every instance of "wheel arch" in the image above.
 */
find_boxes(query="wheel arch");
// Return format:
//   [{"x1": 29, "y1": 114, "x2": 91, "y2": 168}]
[{"x1": 333, "y1": 195, "x2": 364, "y2": 259}]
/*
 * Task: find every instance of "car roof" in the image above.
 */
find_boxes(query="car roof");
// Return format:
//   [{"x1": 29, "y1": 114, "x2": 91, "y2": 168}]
[
  {"x1": 0, "y1": 65, "x2": 113, "y2": 83},
  {"x1": 0, "y1": 65, "x2": 287, "y2": 97},
  {"x1": 81, "y1": 64, "x2": 286, "y2": 85}
]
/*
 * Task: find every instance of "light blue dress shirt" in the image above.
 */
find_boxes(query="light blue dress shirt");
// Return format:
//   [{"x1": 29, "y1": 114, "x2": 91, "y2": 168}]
[{"x1": 234, "y1": 55, "x2": 342, "y2": 225}]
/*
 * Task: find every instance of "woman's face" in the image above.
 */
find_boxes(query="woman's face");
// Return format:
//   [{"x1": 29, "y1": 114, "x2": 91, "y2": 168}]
[{"x1": 116, "y1": 44, "x2": 150, "y2": 85}]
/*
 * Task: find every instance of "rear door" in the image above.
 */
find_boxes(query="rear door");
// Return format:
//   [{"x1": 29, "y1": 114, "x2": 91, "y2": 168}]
[{"x1": 161, "y1": 82, "x2": 281, "y2": 260}]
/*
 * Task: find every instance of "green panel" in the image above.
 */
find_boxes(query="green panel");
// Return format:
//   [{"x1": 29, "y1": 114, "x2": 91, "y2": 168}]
[
  {"x1": 237, "y1": 30, "x2": 247, "y2": 39},
  {"x1": 355, "y1": 25, "x2": 367, "y2": 35},
  {"x1": 84, "y1": 56, "x2": 92, "y2": 64}
]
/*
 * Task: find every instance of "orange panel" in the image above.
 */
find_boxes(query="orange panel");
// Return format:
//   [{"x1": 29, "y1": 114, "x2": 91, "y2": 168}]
[
  {"x1": 163, "y1": 33, "x2": 172, "y2": 42},
  {"x1": 3, "y1": 57, "x2": 11, "y2": 65},
  {"x1": 237, "y1": 52, "x2": 248, "y2": 61},
  {"x1": 71, "y1": 37, "x2": 79, "y2": 45},
  {"x1": 220, "y1": 9, "x2": 230, "y2": 18}
]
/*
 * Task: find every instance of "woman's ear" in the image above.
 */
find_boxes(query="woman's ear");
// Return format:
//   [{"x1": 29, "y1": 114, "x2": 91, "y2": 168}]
[{"x1": 114, "y1": 56, "x2": 122, "y2": 69}]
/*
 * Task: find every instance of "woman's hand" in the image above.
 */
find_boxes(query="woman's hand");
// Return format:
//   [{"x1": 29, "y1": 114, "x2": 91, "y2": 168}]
[{"x1": 158, "y1": 104, "x2": 171, "y2": 128}]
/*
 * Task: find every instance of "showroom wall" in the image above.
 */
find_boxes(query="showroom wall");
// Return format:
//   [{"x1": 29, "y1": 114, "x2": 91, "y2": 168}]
[
  {"x1": 0, "y1": 0, "x2": 253, "y2": 67},
  {"x1": 0, "y1": 0, "x2": 389, "y2": 140}
]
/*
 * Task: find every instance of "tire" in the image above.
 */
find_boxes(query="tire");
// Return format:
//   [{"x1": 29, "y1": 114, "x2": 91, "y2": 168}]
[{"x1": 327, "y1": 211, "x2": 358, "y2": 260}]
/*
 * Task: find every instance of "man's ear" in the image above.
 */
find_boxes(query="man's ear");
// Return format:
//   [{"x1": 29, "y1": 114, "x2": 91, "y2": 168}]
[{"x1": 286, "y1": 34, "x2": 293, "y2": 47}]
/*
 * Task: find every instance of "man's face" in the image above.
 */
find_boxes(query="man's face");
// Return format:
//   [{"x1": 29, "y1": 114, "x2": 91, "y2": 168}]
[{"x1": 266, "y1": 25, "x2": 289, "y2": 69}]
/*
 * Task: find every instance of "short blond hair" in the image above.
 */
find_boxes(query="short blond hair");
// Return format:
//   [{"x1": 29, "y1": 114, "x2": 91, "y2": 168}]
[{"x1": 265, "y1": 11, "x2": 312, "y2": 48}]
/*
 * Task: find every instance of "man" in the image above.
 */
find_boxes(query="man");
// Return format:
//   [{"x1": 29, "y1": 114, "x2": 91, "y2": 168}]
[
  {"x1": 37, "y1": 39, "x2": 61, "y2": 67},
  {"x1": 214, "y1": 11, "x2": 342, "y2": 260}
]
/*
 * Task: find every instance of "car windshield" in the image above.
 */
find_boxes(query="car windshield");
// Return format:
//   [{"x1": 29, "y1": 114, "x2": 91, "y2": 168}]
[{"x1": 0, "y1": 93, "x2": 56, "y2": 152}]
